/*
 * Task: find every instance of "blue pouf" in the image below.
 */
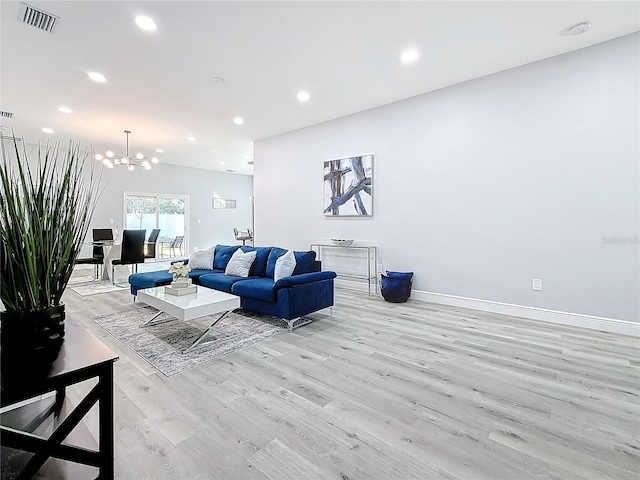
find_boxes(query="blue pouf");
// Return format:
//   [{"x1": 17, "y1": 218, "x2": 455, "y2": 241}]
[{"x1": 380, "y1": 271, "x2": 413, "y2": 303}]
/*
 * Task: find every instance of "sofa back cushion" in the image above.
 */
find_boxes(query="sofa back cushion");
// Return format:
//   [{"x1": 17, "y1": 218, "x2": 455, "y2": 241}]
[
  {"x1": 213, "y1": 245, "x2": 241, "y2": 270},
  {"x1": 266, "y1": 248, "x2": 318, "y2": 278},
  {"x1": 240, "y1": 246, "x2": 272, "y2": 277},
  {"x1": 292, "y1": 250, "x2": 317, "y2": 275},
  {"x1": 266, "y1": 247, "x2": 287, "y2": 278}
]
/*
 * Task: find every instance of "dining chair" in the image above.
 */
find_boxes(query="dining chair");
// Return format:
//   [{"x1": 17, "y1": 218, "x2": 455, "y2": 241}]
[
  {"x1": 111, "y1": 229, "x2": 146, "y2": 285},
  {"x1": 170, "y1": 235, "x2": 184, "y2": 257},
  {"x1": 144, "y1": 228, "x2": 161, "y2": 259},
  {"x1": 74, "y1": 228, "x2": 114, "y2": 280}
]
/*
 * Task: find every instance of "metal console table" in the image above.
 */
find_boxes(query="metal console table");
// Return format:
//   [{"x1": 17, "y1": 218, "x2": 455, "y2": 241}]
[{"x1": 311, "y1": 244, "x2": 378, "y2": 295}]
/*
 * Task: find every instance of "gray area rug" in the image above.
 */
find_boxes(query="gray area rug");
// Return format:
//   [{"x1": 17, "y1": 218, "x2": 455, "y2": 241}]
[{"x1": 92, "y1": 306, "x2": 288, "y2": 376}]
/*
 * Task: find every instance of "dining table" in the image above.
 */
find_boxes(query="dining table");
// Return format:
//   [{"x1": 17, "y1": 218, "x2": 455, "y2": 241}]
[{"x1": 84, "y1": 240, "x2": 122, "y2": 282}]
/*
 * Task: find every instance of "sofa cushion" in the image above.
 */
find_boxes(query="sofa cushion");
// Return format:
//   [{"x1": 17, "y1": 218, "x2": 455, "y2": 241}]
[
  {"x1": 274, "y1": 250, "x2": 296, "y2": 282},
  {"x1": 293, "y1": 250, "x2": 317, "y2": 275},
  {"x1": 225, "y1": 249, "x2": 257, "y2": 277},
  {"x1": 188, "y1": 245, "x2": 215, "y2": 270},
  {"x1": 199, "y1": 272, "x2": 255, "y2": 293},
  {"x1": 188, "y1": 269, "x2": 219, "y2": 281},
  {"x1": 231, "y1": 278, "x2": 277, "y2": 303},
  {"x1": 213, "y1": 245, "x2": 241, "y2": 270},
  {"x1": 266, "y1": 247, "x2": 287, "y2": 278},
  {"x1": 240, "y1": 246, "x2": 272, "y2": 277},
  {"x1": 267, "y1": 248, "x2": 317, "y2": 277}
]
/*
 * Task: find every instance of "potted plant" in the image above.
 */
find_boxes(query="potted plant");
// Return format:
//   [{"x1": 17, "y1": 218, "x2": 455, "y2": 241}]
[{"x1": 0, "y1": 135, "x2": 101, "y2": 358}]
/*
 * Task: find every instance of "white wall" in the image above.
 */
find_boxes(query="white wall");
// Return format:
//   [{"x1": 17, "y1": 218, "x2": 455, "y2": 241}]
[{"x1": 254, "y1": 34, "x2": 640, "y2": 323}]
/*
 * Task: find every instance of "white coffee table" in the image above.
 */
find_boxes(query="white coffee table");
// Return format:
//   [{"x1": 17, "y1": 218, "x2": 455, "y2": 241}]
[{"x1": 137, "y1": 285, "x2": 241, "y2": 353}]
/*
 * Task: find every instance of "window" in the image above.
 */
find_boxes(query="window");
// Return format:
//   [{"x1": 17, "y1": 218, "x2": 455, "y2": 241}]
[{"x1": 124, "y1": 192, "x2": 189, "y2": 257}]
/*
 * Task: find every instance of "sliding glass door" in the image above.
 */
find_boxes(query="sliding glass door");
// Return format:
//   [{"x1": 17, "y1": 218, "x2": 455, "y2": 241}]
[{"x1": 124, "y1": 192, "x2": 189, "y2": 258}]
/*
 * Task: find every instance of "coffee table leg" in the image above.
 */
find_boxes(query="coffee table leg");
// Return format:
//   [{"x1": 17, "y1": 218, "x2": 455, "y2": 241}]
[
  {"x1": 183, "y1": 310, "x2": 233, "y2": 354},
  {"x1": 140, "y1": 310, "x2": 166, "y2": 327}
]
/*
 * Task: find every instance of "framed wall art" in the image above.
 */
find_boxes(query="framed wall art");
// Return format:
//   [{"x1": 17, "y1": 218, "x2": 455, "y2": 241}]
[{"x1": 323, "y1": 154, "x2": 373, "y2": 216}]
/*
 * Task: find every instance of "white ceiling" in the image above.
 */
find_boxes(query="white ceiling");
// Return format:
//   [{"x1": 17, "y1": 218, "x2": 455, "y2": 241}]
[{"x1": 1, "y1": 1, "x2": 638, "y2": 176}]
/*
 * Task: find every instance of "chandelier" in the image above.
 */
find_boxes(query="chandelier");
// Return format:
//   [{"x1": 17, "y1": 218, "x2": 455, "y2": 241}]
[{"x1": 95, "y1": 130, "x2": 159, "y2": 171}]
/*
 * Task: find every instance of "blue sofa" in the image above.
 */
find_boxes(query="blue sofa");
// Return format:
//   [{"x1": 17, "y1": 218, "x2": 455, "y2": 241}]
[{"x1": 128, "y1": 245, "x2": 336, "y2": 330}]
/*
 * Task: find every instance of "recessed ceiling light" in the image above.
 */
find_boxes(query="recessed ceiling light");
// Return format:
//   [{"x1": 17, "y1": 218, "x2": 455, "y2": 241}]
[
  {"x1": 155, "y1": 148, "x2": 163, "y2": 153},
  {"x1": 88, "y1": 72, "x2": 106, "y2": 83},
  {"x1": 219, "y1": 161, "x2": 226, "y2": 165},
  {"x1": 401, "y1": 49, "x2": 419, "y2": 64},
  {"x1": 135, "y1": 15, "x2": 157, "y2": 31},
  {"x1": 297, "y1": 91, "x2": 310, "y2": 102},
  {"x1": 187, "y1": 136, "x2": 196, "y2": 141},
  {"x1": 41, "y1": 127, "x2": 54, "y2": 134},
  {"x1": 233, "y1": 117, "x2": 244, "y2": 125},
  {"x1": 569, "y1": 21, "x2": 591, "y2": 35},
  {"x1": 58, "y1": 106, "x2": 72, "y2": 113}
]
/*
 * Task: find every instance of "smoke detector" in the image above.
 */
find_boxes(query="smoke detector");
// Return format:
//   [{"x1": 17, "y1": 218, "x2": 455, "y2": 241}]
[
  {"x1": 19, "y1": 3, "x2": 59, "y2": 33},
  {"x1": 569, "y1": 21, "x2": 591, "y2": 36}
]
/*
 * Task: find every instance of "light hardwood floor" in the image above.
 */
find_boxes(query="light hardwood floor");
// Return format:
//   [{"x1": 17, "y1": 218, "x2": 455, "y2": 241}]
[{"x1": 60, "y1": 285, "x2": 639, "y2": 480}]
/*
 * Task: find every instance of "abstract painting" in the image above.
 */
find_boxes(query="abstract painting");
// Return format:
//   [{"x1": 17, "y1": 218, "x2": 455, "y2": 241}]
[{"x1": 323, "y1": 154, "x2": 373, "y2": 216}]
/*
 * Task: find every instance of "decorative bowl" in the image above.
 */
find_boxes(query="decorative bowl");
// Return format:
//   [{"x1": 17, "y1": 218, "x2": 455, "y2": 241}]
[{"x1": 330, "y1": 238, "x2": 354, "y2": 246}]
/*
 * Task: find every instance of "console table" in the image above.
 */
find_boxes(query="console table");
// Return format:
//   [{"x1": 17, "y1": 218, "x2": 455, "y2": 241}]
[
  {"x1": 1, "y1": 322, "x2": 119, "y2": 479},
  {"x1": 311, "y1": 243, "x2": 378, "y2": 295}
]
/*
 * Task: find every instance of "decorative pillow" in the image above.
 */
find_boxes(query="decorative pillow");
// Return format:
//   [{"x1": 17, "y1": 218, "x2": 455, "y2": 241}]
[
  {"x1": 224, "y1": 249, "x2": 257, "y2": 277},
  {"x1": 274, "y1": 250, "x2": 296, "y2": 282},
  {"x1": 188, "y1": 245, "x2": 215, "y2": 270}
]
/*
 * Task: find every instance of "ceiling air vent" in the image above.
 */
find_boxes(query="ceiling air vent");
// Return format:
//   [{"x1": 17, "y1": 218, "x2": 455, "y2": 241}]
[
  {"x1": 19, "y1": 3, "x2": 59, "y2": 33},
  {"x1": 0, "y1": 111, "x2": 14, "y2": 119}
]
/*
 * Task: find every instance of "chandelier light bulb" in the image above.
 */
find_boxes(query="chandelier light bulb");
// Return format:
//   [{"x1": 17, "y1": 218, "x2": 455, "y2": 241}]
[{"x1": 98, "y1": 130, "x2": 155, "y2": 172}]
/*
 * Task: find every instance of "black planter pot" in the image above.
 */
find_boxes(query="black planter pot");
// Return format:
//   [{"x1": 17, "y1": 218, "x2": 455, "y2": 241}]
[{"x1": 0, "y1": 304, "x2": 66, "y2": 359}]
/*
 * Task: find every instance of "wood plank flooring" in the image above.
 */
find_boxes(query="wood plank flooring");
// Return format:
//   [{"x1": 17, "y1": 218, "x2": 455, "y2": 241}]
[{"x1": 60, "y1": 286, "x2": 639, "y2": 479}]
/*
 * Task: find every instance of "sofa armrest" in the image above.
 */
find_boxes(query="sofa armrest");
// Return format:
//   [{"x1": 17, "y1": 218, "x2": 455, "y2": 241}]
[{"x1": 274, "y1": 271, "x2": 337, "y2": 289}]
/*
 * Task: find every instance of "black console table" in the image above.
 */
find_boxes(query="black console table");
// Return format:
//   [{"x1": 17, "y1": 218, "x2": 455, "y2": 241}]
[{"x1": 1, "y1": 322, "x2": 119, "y2": 479}]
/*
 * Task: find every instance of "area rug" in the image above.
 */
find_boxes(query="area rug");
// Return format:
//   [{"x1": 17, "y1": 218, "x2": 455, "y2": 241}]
[
  {"x1": 69, "y1": 281, "x2": 126, "y2": 296},
  {"x1": 92, "y1": 306, "x2": 288, "y2": 376}
]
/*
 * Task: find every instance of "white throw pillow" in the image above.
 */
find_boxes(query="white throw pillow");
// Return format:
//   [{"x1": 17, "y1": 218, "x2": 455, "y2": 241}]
[
  {"x1": 225, "y1": 249, "x2": 257, "y2": 277},
  {"x1": 274, "y1": 250, "x2": 296, "y2": 282},
  {"x1": 188, "y1": 245, "x2": 215, "y2": 270}
]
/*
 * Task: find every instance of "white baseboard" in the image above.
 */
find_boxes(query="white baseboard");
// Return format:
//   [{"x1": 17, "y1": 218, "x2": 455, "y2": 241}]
[{"x1": 335, "y1": 278, "x2": 639, "y2": 337}]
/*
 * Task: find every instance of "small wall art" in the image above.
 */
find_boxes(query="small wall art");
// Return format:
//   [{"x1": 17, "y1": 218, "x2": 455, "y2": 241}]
[{"x1": 323, "y1": 154, "x2": 373, "y2": 216}]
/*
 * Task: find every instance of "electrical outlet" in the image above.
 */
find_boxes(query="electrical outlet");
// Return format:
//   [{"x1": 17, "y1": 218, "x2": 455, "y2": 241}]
[
  {"x1": 532, "y1": 278, "x2": 543, "y2": 291},
  {"x1": 109, "y1": 219, "x2": 114, "y2": 225}
]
